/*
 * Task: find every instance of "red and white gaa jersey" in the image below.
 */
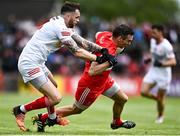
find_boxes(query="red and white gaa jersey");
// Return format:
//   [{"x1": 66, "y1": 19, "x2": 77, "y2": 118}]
[{"x1": 80, "y1": 31, "x2": 117, "y2": 86}]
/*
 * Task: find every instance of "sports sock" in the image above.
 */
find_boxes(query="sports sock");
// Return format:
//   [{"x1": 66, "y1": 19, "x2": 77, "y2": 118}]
[
  {"x1": 20, "y1": 105, "x2": 27, "y2": 113},
  {"x1": 47, "y1": 106, "x2": 56, "y2": 120},
  {"x1": 113, "y1": 118, "x2": 123, "y2": 125},
  {"x1": 40, "y1": 113, "x2": 48, "y2": 124},
  {"x1": 24, "y1": 96, "x2": 51, "y2": 112}
]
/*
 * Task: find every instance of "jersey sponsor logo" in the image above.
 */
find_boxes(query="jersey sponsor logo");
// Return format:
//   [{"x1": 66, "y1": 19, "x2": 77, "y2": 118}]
[
  {"x1": 27, "y1": 67, "x2": 40, "y2": 77},
  {"x1": 61, "y1": 31, "x2": 71, "y2": 36}
]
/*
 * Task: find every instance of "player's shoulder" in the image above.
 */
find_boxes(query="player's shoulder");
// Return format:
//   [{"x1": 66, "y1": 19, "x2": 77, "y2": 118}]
[
  {"x1": 150, "y1": 38, "x2": 156, "y2": 44},
  {"x1": 163, "y1": 38, "x2": 173, "y2": 49},
  {"x1": 150, "y1": 38, "x2": 156, "y2": 49},
  {"x1": 50, "y1": 16, "x2": 64, "y2": 22},
  {"x1": 95, "y1": 31, "x2": 112, "y2": 39},
  {"x1": 49, "y1": 16, "x2": 73, "y2": 34},
  {"x1": 49, "y1": 16, "x2": 66, "y2": 28},
  {"x1": 163, "y1": 38, "x2": 171, "y2": 45}
]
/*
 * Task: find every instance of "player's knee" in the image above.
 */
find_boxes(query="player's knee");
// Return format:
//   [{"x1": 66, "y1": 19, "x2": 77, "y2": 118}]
[
  {"x1": 124, "y1": 96, "x2": 128, "y2": 103},
  {"x1": 73, "y1": 105, "x2": 84, "y2": 114},
  {"x1": 116, "y1": 95, "x2": 128, "y2": 105},
  {"x1": 54, "y1": 82, "x2": 58, "y2": 88},
  {"x1": 157, "y1": 96, "x2": 164, "y2": 103},
  {"x1": 52, "y1": 94, "x2": 62, "y2": 105},
  {"x1": 56, "y1": 95, "x2": 62, "y2": 104},
  {"x1": 121, "y1": 95, "x2": 128, "y2": 104},
  {"x1": 75, "y1": 109, "x2": 83, "y2": 114}
]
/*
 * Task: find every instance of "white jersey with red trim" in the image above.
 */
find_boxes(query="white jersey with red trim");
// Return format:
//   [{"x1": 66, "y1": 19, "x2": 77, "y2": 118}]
[
  {"x1": 150, "y1": 38, "x2": 175, "y2": 76},
  {"x1": 19, "y1": 16, "x2": 73, "y2": 64},
  {"x1": 143, "y1": 38, "x2": 175, "y2": 90},
  {"x1": 18, "y1": 16, "x2": 74, "y2": 83}
]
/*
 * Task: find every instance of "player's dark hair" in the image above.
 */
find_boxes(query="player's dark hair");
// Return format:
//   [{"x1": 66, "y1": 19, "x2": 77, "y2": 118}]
[
  {"x1": 61, "y1": 1, "x2": 80, "y2": 15},
  {"x1": 151, "y1": 24, "x2": 164, "y2": 33},
  {"x1": 112, "y1": 24, "x2": 134, "y2": 38}
]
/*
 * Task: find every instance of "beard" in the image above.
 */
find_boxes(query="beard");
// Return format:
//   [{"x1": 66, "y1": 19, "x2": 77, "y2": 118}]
[
  {"x1": 69, "y1": 24, "x2": 74, "y2": 28},
  {"x1": 68, "y1": 19, "x2": 75, "y2": 28}
]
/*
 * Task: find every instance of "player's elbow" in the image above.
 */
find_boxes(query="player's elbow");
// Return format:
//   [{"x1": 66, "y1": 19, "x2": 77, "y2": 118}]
[
  {"x1": 169, "y1": 59, "x2": 177, "y2": 67},
  {"x1": 73, "y1": 49, "x2": 81, "y2": 57}
]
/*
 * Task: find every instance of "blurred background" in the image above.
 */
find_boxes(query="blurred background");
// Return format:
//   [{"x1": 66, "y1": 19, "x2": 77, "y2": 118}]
[{"x1": 0, "y1": 0, "x2": 180, "y2": 96}]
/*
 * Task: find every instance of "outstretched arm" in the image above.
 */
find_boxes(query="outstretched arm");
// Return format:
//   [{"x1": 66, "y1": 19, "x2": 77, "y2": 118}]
[
  {"x1": 71, "y1": 33, "x2": 102, "y2": 52},
  {"x1": 62, "y1": 37, "x2": 98, "y2": 61}
]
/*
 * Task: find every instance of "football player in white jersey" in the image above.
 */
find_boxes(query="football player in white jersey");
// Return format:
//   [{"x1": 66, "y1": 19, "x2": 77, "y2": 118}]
[
  {"x1": 12, "y1": 1, "x2": 115, "y2": 131},
  {"x1": 141, "y1": 24, "x2": 176, "y2": 123}
]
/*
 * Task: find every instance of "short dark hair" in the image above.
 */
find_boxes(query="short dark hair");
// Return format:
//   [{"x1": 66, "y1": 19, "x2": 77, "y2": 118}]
[
  {"x1": 61, "y1": 1, "x2": 80, "y2": 15},
  {"x1": 151, "y1": 24, "x2": 164, "y2": 33},
  {"x1": 112, "y1": 24, "x2": 134, "y2": 38}
]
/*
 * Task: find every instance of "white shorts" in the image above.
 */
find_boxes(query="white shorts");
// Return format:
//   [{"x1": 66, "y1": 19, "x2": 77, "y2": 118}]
[
  {"x1": 143, "y1": 68, "x2": 171, "y2": 91},
  {"x1": 102, "y1": 81, "x2": 120, "y2": 98},
  {"x1": 18, "y1": 59, "x2": 50, "y2": 83}
]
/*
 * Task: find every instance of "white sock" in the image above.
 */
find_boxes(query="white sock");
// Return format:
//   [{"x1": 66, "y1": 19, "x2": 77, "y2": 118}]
[
  {"x1": 49, "y1": 113, "x2": 56, "y2": 120},
  {"x1": 20, "y1": 105, "x2": 27, "y2": 113}
]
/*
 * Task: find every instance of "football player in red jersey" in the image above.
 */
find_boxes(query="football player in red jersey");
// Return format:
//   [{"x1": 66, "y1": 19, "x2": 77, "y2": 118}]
[{"x1": 33, "y1": 24, "x2": 136, "y2": 132}]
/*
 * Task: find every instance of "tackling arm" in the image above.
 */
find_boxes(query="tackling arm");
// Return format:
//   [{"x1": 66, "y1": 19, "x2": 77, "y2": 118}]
[
  {"x1": 71, "y1": 34, "x2": 102, "y2": 52},
  {"x1": 62, "y1": 37, "x2": 97, "y2": 61}
]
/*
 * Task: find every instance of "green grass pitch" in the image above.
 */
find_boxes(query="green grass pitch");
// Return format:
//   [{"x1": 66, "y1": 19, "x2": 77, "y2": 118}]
[{"x1": 0, "y1": 93, "x2": 180, "y2": 135}]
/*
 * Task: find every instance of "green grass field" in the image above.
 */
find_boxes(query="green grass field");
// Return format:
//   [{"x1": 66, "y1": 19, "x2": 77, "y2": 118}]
[{"x1": 0, "y1": 93, "x2": 180, "y2": 135}]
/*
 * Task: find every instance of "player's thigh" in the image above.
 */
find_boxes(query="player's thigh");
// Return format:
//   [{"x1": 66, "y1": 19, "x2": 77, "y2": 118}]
[
  {"x1": 30, "y1": 75, "x2": 61, "y2": 100},
  {"x1": 103, "y1": 80, "x2": 128, "y2": 102},
  {"x1": 111, "y1": 90, "x2": 128, "y2": 103},
  {"x1": 42, "y1": 65, "x2": 57, "y2": 87},
  {"x1": 72, "y1": 103, "x2": 84, "y2": 114},
  {"x1": 141, "y1": 82, "x2": 155, "y2": 93},
  {"x1": 56, "y1": 104, "x2": 84, "y2": 115},
  {"x1": 156, "y1": 77, "x2": 170, "y2": 101},
  {"x1": 157, "y1": 77, "x2": 170, "y2": 92},
  {"x1": 142, "y1": 71, "x2": 156, "y2": 92},
  {"x1": 40, "y1": 79, "x2": 61, "y2": 100},
  {"x1": 102, "y1": 77, "x2": 117, "y2": 97},
  {"x1": 74, "y1": 86, "x2": 101, "y2": 110}
]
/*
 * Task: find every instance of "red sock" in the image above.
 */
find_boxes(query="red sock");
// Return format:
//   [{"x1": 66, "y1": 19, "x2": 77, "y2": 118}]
[
  {"x1": 113, "y1": 118, "x2": 123, "y2": 125},
  {"x1": 40, "y1": 113, "x2": 49, "y2": 124},
  {"x1": 24, "y1": 96, "x2": 50, "y2": 111}
]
